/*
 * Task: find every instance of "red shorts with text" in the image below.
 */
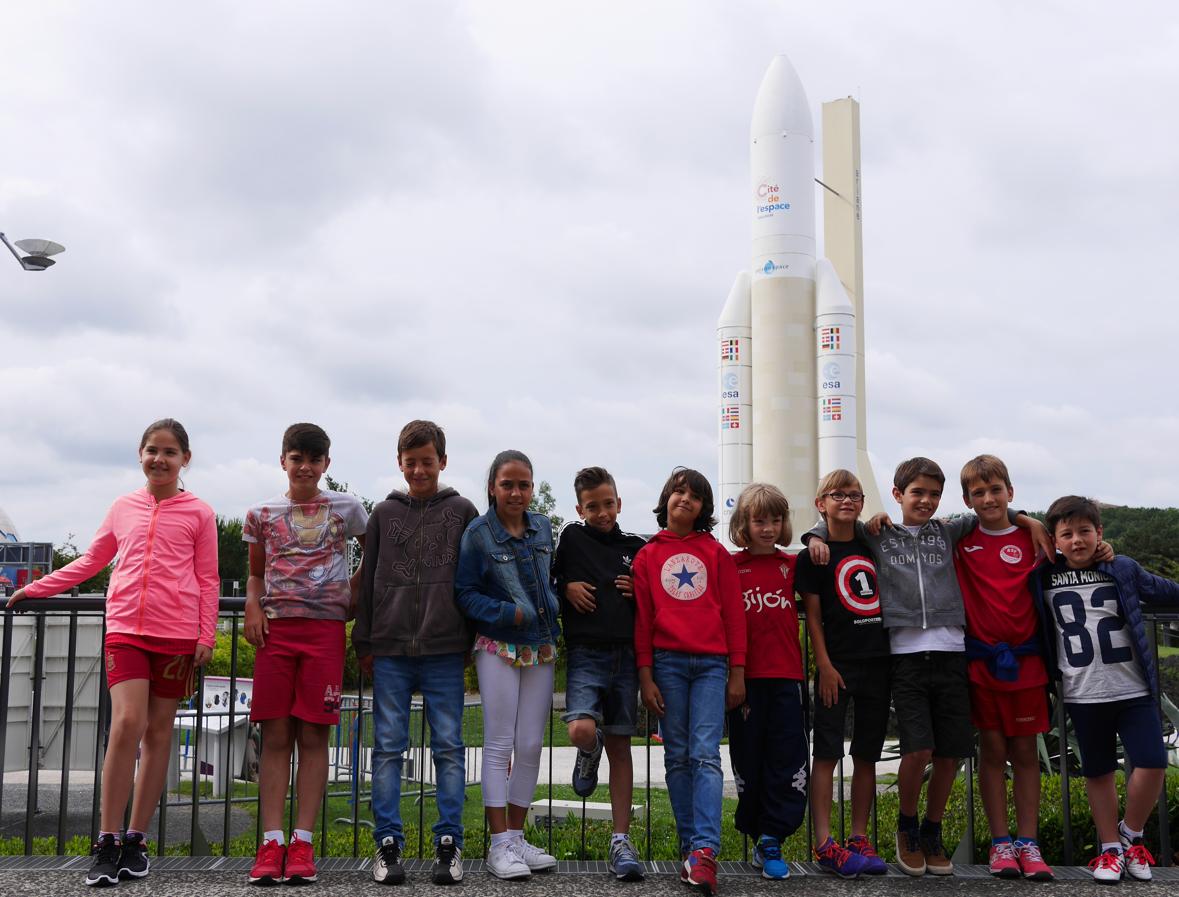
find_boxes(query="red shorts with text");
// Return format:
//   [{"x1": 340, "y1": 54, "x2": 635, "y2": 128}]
[
  {"x1": 970, "y1": 683, "x2": 1049, "y2": 737},
  {"x1": 250, "y1": 618, "x2": 345, "y2": 725},
  {"x1": 104, "y1": 633, "x2": 197, "y2": 699}
]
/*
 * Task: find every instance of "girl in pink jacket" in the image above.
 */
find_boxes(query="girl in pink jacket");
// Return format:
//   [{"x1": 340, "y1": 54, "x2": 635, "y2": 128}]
[{"x1": 8, "y1": 418, "x2": 219, "y2": 886}]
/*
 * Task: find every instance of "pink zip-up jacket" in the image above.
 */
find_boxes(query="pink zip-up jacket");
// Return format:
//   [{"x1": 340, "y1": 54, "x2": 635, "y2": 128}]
[{"x1": 24, "y1": 488, "x2": 220, "y2": 648}]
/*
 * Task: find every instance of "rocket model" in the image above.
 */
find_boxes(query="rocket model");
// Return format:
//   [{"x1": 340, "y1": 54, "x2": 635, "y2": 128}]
[{"x1": 717, "y1": 55, "x2": 882, "y2": 546}]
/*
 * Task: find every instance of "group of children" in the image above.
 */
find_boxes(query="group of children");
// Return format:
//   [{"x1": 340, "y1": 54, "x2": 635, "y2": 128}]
[{"x1": 7, "y1": 419, "x2": 1176, "y2": 892}]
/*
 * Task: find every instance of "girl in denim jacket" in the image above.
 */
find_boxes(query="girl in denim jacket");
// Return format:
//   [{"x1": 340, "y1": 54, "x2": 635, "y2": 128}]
[{"x1": 455, "y1": 450, "x2": 561, "y2": 880}]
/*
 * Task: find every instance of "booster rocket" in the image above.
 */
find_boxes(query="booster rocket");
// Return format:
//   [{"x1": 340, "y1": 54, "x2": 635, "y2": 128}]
[{"x1": 717, "y1": 55, "x2": 881, "y2": 546}]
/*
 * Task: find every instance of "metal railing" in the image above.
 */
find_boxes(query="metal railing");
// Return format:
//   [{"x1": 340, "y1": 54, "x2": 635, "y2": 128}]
[{"x1": 1, "y1": 597, "x2": 1176, "y2": 864}]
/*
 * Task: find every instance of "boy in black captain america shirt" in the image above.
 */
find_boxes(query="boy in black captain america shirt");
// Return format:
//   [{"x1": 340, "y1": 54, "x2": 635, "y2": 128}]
[
  {"x1": 794, "y1": 470, "x2": 889, "y2": 879},
  {"x1": 553, "y1": 466, "x2": 648, "y2": 881}
]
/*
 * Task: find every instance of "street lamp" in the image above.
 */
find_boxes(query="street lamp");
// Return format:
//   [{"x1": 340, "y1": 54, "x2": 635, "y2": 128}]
[{"x1": 0, "y1": 232, "x2": 65, "y2": 270}]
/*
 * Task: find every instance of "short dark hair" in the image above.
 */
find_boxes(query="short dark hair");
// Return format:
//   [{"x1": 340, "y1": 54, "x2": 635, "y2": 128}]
[
  {"x1": 1046, "y1": 495, "x2": 1102, "y2": 535},
  {"x1": 282, "y1": 422, "x2": 330, "y2": 457},
  {"x1": 398, "y1": 420, "x2": 446, "y2": 459},
  {"x1": 960, "y1": 454, "x2": 1011, "y2": 497},
  {"x1": 486, "y1": 450, "x2": 533, "y2": 509},
  {"x1": 573, "y1": 466, "x2": 617, "y2": 502},
  {"x1": 140, "y1": 418, "x2": 190, "y2": 454},
  {"x1": 653, "y1": 467, "x2": 716, "y2": 533},
  {"x1": 893, "y1": 457, "x2": 945, "y2": 492}
]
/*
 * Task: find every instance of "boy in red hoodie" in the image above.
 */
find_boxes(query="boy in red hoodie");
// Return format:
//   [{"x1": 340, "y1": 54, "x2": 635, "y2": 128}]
[{"x1": 634, "y1": 468, "x2": 746, "y2": 897}]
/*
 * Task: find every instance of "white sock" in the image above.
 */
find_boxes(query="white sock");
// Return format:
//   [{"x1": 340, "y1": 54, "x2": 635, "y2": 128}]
[
  {"x1": 491, "y1": 831, "x2": 514, "y2": 848},
  {"x1": 1101, "y1": 842, "x2": 1123, "y2": 854},
  {"x1": 264, "y1": 830, "x2": 285, "y2": 846},
  {"x1": 1119, "y1": 820, "x2": 1144, "y2": 841},
  {"x1": 507, "y1": 828, "x2": 524, "y2": 843},
  {"x1": 293, "y1": 829, "x2": 313, "y2": 844},
  {"x1": 612, "y1": 832, "x2": 629, "y2": 844}
]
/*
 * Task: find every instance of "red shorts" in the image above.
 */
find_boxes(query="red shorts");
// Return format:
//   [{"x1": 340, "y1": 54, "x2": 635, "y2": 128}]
[
  {"x1": 250, "y1": 618, "x2": 345, "y2": 725},
  {"x1": 104, "y1": 633, "x2": 197, "y2": 699},
  {"x1": 970, "y1": 683, "x2": 1049, "y2": 736}
]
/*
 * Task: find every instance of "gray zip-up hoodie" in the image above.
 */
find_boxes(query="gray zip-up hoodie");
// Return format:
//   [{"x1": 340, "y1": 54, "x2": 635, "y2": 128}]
[
  {"x1": 805, "y1": 511, "x2": 1017, "y2": 630},
  {"x1": 352, "y1": 486, "x2": 479, "y2": 658}
]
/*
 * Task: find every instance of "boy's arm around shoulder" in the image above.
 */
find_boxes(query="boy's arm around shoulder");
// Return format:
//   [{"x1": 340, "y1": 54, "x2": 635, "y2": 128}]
[{"x1": 1113, "y1": 556, "x2": 1179, "y2": 607}]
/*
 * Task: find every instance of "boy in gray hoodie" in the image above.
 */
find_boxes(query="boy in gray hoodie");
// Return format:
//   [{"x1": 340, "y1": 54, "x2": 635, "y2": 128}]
[
  {"x1": 805, "y1": 458, "x2": 1052, "y2": 878},
  {"x1": 352, "y1": 421, "x2": 479, "y2": 886}
]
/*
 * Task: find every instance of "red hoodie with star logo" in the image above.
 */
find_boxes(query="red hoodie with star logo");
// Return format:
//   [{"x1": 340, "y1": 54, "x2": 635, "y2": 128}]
[{"x1": 632, "y1": 529, "x2": 747, "y2": 668}]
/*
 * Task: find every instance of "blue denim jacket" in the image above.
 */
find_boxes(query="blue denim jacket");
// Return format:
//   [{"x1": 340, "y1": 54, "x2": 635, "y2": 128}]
[{"x1": 455, "y1": 509, "x2": 561, "y2": 645}]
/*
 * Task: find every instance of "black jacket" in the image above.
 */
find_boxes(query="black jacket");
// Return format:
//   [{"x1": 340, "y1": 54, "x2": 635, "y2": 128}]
[
  {"x1": 352, "y1": 486, "x2": 479, "y2": 658},
  {"x1": 553, "y1": 521, "x2": 647, "y2": 647}
]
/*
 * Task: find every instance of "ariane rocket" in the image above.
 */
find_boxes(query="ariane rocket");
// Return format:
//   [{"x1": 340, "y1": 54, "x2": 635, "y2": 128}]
[{"x1": 717, "y1": 55, "x2": 882, "y2": 546}]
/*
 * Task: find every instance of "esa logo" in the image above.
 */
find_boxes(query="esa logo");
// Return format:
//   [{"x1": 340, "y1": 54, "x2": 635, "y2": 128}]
[
  {"x1": 722, "y1": 371, "x2": 740, "y2": 400},
  {"x1": 821, "y1": 361, "x2": 842, "y2": 390}
]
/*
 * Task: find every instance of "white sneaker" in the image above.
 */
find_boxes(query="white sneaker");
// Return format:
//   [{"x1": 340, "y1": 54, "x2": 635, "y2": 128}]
[
  {"x1": 1088, "y1": 849, "x2": 1124, "y2": 884},
  {"x1": 486, "y1": 841, "x2": 530, "y2": 880},
  {"x1": 1118, "y1": 830, "x2": 1154, "y2": 882},
  {"x1": 512, "y1": 837, "x2": 557, "y2": 871}
]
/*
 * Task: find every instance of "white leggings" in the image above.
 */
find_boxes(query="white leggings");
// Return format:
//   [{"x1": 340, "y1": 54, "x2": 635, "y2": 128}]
[{"x1": 475, "y1": 650, "x2": 555, "y2": 808}]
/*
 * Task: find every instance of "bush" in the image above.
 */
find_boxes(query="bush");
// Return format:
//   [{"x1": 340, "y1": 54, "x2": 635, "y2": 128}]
[{"x1": 207, "y1": 628, "x2": 255, "y2": 679}]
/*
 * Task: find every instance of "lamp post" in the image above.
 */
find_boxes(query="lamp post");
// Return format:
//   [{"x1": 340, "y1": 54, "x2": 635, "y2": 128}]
[{"x1": 0, "y1": 233, "x2": 65, "y2": 270}]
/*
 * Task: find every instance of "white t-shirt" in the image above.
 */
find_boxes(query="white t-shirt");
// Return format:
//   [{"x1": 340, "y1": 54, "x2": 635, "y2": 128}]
[
  {"x1": 888, "y1": 524, "x2": 966, "y2": 654},
  {"x1": 1042, "y1": 563, "x2": 1147, "y2": 703}
]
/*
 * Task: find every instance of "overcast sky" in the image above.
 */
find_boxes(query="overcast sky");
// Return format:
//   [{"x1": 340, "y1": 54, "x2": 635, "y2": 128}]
[{"x1": 2, "y1": 1, "x2": 1176, "y2": 548}]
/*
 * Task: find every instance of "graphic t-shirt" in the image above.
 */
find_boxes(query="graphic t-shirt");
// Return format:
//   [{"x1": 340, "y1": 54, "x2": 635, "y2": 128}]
[
  {"x1": 794, "y1": 538, "x2": 888, "y2": 661},
  {"x1": 955, "y1": 525, "x2": 1048, "y2": 691},
  {"x1": 243, "y1": 490, "x2": 368, "y2": 621},
  {"x1": 1039, "y1": 559, "x2": 1148, "y2": 703},
  {"x1": 733, "y1": 549, "x2": 802, "y2": 680}
]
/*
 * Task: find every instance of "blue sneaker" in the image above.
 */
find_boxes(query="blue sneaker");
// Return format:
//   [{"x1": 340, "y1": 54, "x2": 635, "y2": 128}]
[
  {"x1": 608, "y1": 836, "x2": 645, "y2": 881},
  {"x1": 815, "y1": 836, "x2": 870, "y2": 879},
  {"x1": 752, "y1": 836, "x2": 789, "y2": 880},
  {"x1": 571, "y1": 729, "x2": 604, "y2": 797},
  {"x1": 845, "y1": 835, "x2": 888, "y2": 875}
]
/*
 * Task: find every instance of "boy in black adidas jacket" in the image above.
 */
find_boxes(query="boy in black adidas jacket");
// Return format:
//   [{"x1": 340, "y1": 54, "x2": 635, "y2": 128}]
[{"x1": 553, "y1": 466, "x2": 648, "y2": 880}]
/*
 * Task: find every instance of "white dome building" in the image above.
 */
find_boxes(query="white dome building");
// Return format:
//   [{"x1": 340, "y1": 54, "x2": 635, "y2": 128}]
[{"x1": 0, "y1": 505, "x2": 19, "y2": 542}]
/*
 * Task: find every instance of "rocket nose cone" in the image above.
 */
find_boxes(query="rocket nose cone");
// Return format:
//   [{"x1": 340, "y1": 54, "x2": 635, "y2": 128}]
[
  {"x1": 718, "y1": 270, "x2": 751, "y2": 329},
  {"x1": 816, "y1": 258, "x2": 854, "y2": 316},
  {"x1": 751, "y1": 55, "x2": 813, "y2": 139}
]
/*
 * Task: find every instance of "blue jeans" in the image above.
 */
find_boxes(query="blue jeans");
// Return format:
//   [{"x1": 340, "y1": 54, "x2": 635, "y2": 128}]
[
  {"x1": 371, "y1": 653, "x2": 466, "y2": 848},
  {"x1": 653, "y1": 650, "x2": 727, "y2": 853}
]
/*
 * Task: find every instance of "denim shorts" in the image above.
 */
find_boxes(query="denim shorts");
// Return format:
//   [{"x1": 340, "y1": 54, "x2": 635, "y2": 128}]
[{"x1": 561, "y1": 644, "x2": 638, "y2": 736}]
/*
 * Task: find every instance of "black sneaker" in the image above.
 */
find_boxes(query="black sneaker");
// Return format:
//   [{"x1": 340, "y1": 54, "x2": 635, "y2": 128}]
[
  {"x1": 86, "y1": 834, "x2": 121, "y2": 887},
  {"x1": 372, "y1": 836, "x2": 405, "y2": 885},
  {"x1": 432, "y1": 835, "x2": 464, "y2": 884},
  {"x1": 571, "y1": 729, "x2": 604, "y2": 797},
  {"x1": 118, "y1": 832, "x2": 150, "y2": 880}
]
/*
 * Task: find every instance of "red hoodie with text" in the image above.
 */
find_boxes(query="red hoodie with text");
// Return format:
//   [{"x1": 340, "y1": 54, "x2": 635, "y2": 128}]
[{"x1": 632, "y1": 529, "x2": 746, "y2": 668}]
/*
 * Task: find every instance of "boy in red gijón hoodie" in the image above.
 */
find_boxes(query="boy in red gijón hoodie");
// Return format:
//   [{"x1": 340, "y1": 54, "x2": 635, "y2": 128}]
[{"x1": 634, "y1": 467, "x2": 746, "y2": 897}]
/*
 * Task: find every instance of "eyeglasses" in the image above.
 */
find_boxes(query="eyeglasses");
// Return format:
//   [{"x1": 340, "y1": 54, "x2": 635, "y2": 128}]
[{"x1": 823, "y1": 491, "x2": 865, "y2": 503}]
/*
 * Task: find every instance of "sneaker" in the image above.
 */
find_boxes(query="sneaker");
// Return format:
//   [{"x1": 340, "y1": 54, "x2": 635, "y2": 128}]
[
  {"x1": 85, "y1": 834, "x2": 121, "y2": 887},
  {"x1": 919, "y1": 828, "x2": 954, "y2": 875},
  {"x1": 1088, "y1": 848, "x2": 1124, "y2": 884},
  {"x1": 373, "y1": 836, "x2": 405, "y2": 885},
  {"x1": 572, "y1": 729, "x2": 604, "y2": 797},
  {"x1": 1016, "y1": 840, "x2": 1055, "y2": 881},
  {"x1": 432, "y1": 835, "x2": 463, "y2": 885},
  {"x1": 1119, "y1": 830, "x2": 1154, "y2": 882},
  {"x1": 284, "y1": 834, "x2": 318, "y2": 885},
  {"x1": 682, "y1": 848, "x2": 718, "y2": 895},
  {"x1": 815, "y1": 837, "x2": 869, "y2": 879},
  {"x1": 512, "y1": 837, "x2": 556, "y2": 872},
  {"x1": 895, "y1": 829, "x2": 926, "y2": 877},
  {"x1": 117, "y1": 832, "x2": 150, "y2": 880},
  {"x1": 988, "y1": 841, "x2": 1020, "y2": 879},
  {"x1": 249, "y1": 838, "x2": 286, "y2": 885},
  {"x1": 608, "y1": 836, "x2": 645, "y2": 881},
  {"x1": 751, "y1": 836, "x2": 788, "y2": 880},
  {"x1": 845, "y1": 835, "x2": 887, "y2": 875},
  {"x1": 486, "y1": 840, "x2": 530, "y2": 880}
]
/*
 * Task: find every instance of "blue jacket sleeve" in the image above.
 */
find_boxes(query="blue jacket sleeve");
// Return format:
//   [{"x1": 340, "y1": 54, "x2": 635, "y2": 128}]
[
  {"x1": 1130, "y1": 559, "x2": 1179, "y2": 607},
  {"x1": 454, "y1": 526, "x2": 517, "y2": 630}
]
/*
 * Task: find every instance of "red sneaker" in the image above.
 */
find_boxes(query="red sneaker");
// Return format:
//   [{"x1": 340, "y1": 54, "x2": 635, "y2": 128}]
[
  {"x1": 249, "y1": 838, "x2": 286, "y2": 885},
  {"x1": 988, "y1": 841, "x2": 1020, "y2": 879},
  {"x1": 1016, "y1": 841, "x2": 1054, "y2": 881},
  {"x1": 284, "y1": 835, "x2": 318, "y2": 884},
  {"x1": 682, "y1": 848, "x2": 718, "y2": 895}
]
